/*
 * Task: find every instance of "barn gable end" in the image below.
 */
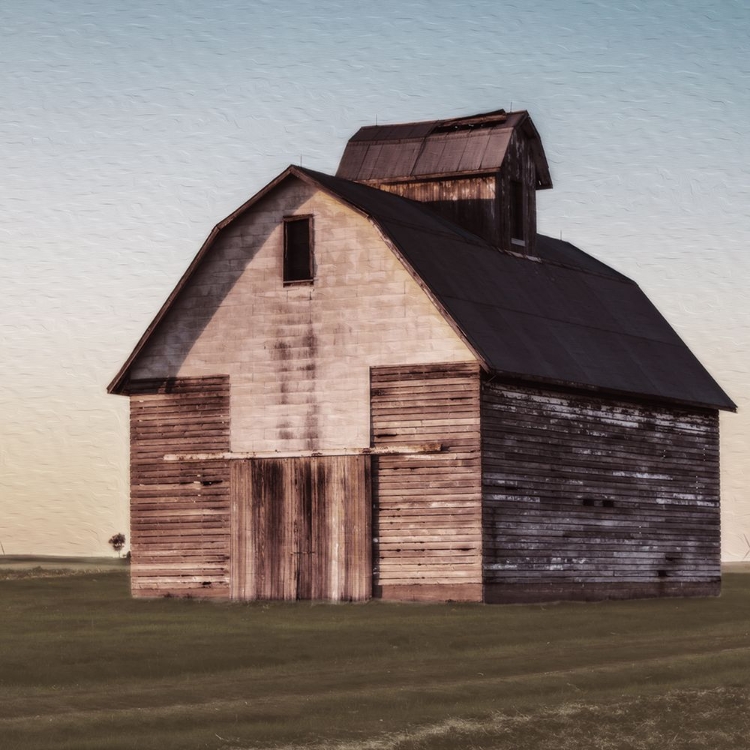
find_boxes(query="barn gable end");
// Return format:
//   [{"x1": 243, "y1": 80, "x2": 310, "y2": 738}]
[{"x1": 128, "y1": 176, "x2": 476, "y2": 454}]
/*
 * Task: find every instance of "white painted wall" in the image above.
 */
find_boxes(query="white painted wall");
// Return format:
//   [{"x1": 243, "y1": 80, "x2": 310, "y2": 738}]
[{"x1": 132, "y1": 177, "x2": 475, "y2": 452}]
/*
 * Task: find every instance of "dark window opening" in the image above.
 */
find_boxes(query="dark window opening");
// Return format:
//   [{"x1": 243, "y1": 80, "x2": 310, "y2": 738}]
[
  {"x1": 284, "y1": 216, "x2": 313, "y2": 283},
  {"x1": 510, "y1": 180, "x2": 525, "y2": 245}
]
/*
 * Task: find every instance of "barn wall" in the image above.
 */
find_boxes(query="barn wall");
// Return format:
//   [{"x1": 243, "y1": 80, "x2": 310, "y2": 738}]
[
  {"x1": 130, "y1": 178, "x2": 475, "y2": 455},
  {"x1": 376, "y1": 176, "x2": 499, "y2": 246},
  {"x1": 128, "y1": 376, "x2": 230, "y2": 598},
  {"x1": 371, "y1": 363, "x2": 483, "y2": 602},
  {"x1": 370, "y1": 131, "x2": 538, "y2": 255},
  {"x1": 496, "y1": 129, "x2": 537, "y2": 256},
  {"x1": 482, "y1": 382, "x2": 721, "y2": 603}
]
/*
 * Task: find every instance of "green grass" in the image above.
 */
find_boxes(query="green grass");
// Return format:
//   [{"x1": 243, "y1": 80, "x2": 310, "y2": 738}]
[{"x1": 1, "y1": 568, "x2": 749, "y2": 749}]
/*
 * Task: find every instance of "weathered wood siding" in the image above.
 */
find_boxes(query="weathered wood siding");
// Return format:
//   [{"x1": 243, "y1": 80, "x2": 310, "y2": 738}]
[
  {"x1": 372, "y1": 131, "x2": 538, "y2": 256},
  {"x1": 496, "y1": 129, "x2": 537, "y2": 256},
  {"x1": 128, "y1": 376, "x2": 230, "y2": 598},
  {"x1": 231, "y1": 455, "x2": 371, "y2": 601},
  {"x1": 377, "y1": 177, "x2": 499, "y2": 247},
  {"x1": 371, "y1": 363, "x2": 483, "y2": 601},
  {"x1": 129, "y1": 178, "x2": 474, "y2": 455},
  {"x1": 482, "y1": 382, "x2": 721, "y2": 602}
]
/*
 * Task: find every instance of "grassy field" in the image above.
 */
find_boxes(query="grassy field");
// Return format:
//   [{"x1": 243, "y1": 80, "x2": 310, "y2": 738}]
[{"x1": 1, "y1": 564, "x2": 749, "y2": 750}]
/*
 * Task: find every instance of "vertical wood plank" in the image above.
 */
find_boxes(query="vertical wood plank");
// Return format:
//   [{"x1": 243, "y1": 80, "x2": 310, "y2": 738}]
[
  {"x1": 310, "y1": 457, "x2": 326, "y2": 600},
  {"x1": 230, "y1": 460, "x2": 244, "y2": 599},
  {"x1": 296, "y1": 458, "x2": 313, "y2": 600},
  {"x1": 235, "y1": 454, "x2": 372, "y2": 602}
]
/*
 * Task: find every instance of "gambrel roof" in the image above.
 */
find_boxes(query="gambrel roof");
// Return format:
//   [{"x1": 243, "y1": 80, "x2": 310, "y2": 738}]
[
  {"x1": 337, "y1": 109, "x2": 553, "y2": 188},
  {"x1": 109, "y1": 166, "x2": 735, "y2": 412}
]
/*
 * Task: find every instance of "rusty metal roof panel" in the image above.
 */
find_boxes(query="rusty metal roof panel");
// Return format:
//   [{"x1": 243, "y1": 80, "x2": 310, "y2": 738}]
[
  {"x1": 426, "y1": 133, "x2": 475, "y2": 173},
  {"x1": 349, "y1": 122, "x2": 434, "y2": 142},
  {"x1": 300, "y1": 168, "x2": 735, "y2": 410},
  {"x1": 410, "y1": 135, "x2": 450, "y2": 175},
  {"x1": 375, "y1": 139, "x2": 423, "y2": 178},
  {"x1": 338, "y1": 111, "x2": 520, "y2": 181},
  {"x1": 335, "y1": 142, "x2": 369, "y2": 181},
  {"x1": 479, "y1": 128, "x2": 514, "y2": 170},
  {"x1": 358, "y1": 144, "x2": 385, "y2": 181},
  {"x1": 456, "y1": 132, "x2": 493, "y2": 172}
]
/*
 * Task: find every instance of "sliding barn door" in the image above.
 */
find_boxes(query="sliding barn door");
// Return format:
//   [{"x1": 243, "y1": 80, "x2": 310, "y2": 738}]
[{"x1": 231, "y1": 455, "x2": 371, "y2": 601}]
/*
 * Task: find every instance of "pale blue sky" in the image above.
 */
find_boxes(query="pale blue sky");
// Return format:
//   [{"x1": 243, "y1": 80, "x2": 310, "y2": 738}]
[{"x1": 2, "y1": 0, "x2": 749, "y2": 557}]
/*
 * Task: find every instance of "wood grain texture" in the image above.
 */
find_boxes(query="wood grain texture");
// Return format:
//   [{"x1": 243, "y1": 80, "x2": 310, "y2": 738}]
[
  {"x1": 129, "y1": 375, "x2": 230, "y2": 598},
  {"x1": 496, "y1": 129, "x2": 537, "y2": 256},
  {"x1": 371, "y1": 363, "x2": 483, "y2": 601},
  {"x1": 231, "y1": 455, "x2": 371, "y2": 601},
  {"x1": 374, "y1": 128, "x2": 538, "y2": 255},
  {"x1": 481, "y1": 381, "x2": 721, "y2": 602},
  {"x1": 378, "y1": 176, "x2": 499, "y2": 247}
]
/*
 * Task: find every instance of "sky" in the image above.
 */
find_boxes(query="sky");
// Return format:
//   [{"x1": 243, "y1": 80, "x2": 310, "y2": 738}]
[{"x1": 1, "y1": 0, "x2": 749, "y2": 559}]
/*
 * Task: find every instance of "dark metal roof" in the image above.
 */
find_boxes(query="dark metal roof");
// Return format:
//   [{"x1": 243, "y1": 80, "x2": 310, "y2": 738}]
[
  {"x1": 110, "y1": 164, "x2": 734, "y2": 411},
  {"x1": 336, "y1": 110, "x2": 553, "y2": 189},
  {"x1": 299, "y1": 168, "x2": 735, "y2": 411}
]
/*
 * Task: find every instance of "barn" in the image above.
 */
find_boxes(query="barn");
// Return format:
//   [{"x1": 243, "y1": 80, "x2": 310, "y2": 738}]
[{"x1": 108, "y1": 109, "x2": 735, "y2": 603}]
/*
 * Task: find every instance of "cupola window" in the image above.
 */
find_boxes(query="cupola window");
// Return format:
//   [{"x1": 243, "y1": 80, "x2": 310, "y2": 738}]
[{"x1": 510, "y1": 180, "x2": 525, "y2": 247}]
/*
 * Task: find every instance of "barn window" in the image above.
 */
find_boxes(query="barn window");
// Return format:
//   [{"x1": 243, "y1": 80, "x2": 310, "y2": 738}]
[
  {"x1": 510, "y1": 180, "x2": 525, "y2": 247},
  {"x1": 283, "y1": 216, "x2": 313, "y2": 283}
]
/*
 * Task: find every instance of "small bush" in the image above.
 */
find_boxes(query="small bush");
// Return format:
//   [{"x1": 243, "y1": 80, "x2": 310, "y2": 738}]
[{"x1": 108, "y1": 533, "x2": 126, "y2": 557}]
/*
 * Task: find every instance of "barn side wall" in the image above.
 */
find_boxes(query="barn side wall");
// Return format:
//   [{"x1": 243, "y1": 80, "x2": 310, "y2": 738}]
[
  {"x1": 481, "y1": 382, "x2": 721, "y2": 603},
  {"x1": 128, "y1": 376, "x2": 230, "y2": 598},
  {"x1": 371, "y1": 362, "x2": 483, "y2": 602}
]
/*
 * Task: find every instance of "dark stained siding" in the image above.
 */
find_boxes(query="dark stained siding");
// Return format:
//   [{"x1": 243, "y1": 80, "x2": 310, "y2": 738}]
[
  {"x1": 371, "y1": 362, "x2": 483, "y2": 602},
  {"x1": 496, "y1": 130, "x2": 537, "y2": 256},
  {"x1": 481, "y1": 381, "x2": 721, "y2": 603},
  {"x1": 230, "y1": 455, "x2": 371, "y2": 601},
  {"x1": 378, "y1": 177, "x2": 499, "y2": 246},
  {"x1": 128, "y1": 376, "x2": 230, "y2": 598}
]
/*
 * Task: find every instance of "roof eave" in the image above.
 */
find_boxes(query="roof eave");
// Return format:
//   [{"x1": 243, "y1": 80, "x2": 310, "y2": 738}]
[
  {"x1": 515, "y1": 112, "x2": 553, "y2": 190},
  {"x1": 485, "y1": 369, "x2": 737, "y2": 413},
  {"x1": 107, "y1": 166, "x2": 301, "y2": 394}
]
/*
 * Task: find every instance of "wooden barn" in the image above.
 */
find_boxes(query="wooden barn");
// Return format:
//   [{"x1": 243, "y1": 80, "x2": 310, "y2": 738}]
[{"x1": 108, "y1": 109, "x2": 735, "y2": 603}]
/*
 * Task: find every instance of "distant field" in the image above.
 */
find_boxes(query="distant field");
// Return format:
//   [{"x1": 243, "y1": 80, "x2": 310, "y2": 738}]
[
  {"x1": 0, "y1": 555, "x2": 126, "y2": 577},
  {"x1": 1, "y1": 563, "x2": 749, "y2": 750}
]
